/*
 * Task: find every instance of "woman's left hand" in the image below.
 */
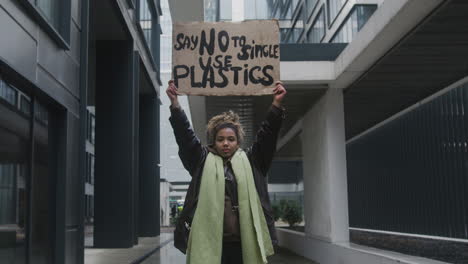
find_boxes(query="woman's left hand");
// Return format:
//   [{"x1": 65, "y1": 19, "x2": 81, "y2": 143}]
[{"x1": 272, "y1": 81, "x2": 287, "y2": 108}]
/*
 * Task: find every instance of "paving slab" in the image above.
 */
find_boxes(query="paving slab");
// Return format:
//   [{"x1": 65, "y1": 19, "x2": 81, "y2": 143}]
[{"x1": 85, "y1": 232, "x2": 318, "y2": 264}]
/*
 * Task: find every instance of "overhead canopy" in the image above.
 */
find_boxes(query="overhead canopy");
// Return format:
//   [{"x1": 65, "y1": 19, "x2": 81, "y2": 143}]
[{"x1": 345, "y1": 0, "x2": 468, "y2": 139}]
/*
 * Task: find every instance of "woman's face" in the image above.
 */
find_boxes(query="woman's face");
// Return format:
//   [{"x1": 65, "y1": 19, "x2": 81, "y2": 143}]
[{"x1": 214, "y1": 128, "x2": 239, "y2": 159}]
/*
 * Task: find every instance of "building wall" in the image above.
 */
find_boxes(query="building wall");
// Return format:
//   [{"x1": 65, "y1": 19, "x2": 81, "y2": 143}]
[
  {"x1": 0, "y1": 0, "x2": 85, "y2": 263},
  {"x1": 1, "y1": 0, "x2": 164, "y2": 262}
]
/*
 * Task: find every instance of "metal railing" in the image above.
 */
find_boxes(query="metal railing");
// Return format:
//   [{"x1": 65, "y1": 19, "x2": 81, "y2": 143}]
[{"x1": 347, "y1": 81, "x2": 468, "y2": 240}]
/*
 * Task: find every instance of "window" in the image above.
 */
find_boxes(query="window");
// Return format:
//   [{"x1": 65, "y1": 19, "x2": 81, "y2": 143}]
[
  {"x1": 20, "y1": 95, "x2": 32, "y2": 116},
  {"x1": 35, "y1": 0, "x2": 59, "y2": 28},
  {"x1": 305, "y1": 0, "x2": 318, "y2": 17},
  {"x1": 139, "y1": 0, "x2": 153, "y2": 48},
  {"x1": 87, "y1": 111, "x2": 95, "y2": 144},
  {"x1": 204, "y1": 0, "x2": 219, "y2": 21},
  {"x1": 327, "y1": 0, "x2": 348, "y2": 27},
  {"x1": 137, "y1": 0, "x2": 160, "y2": 69},
  {"x1": 284, "y1": 8, "x2": 304, "y2": 43},
  {"x1": 0, "y1": 79, "x2": 18, "y2": 106},
  {"x1": 19, "y1": 0, "x2": 71, "y2": 48},
  {"x1": 0, "y1": 76, "x2": 54, "y2": 263},
  {"x1": 219, "y1": 0, "x2": 232, "y2": 21},
  {"x1": 245, "y1": 0, "x2": 269, "y2": 20},
  {"x1": 35, "y1": 102, "x2": 49, "y2": 126},
  {"x1": 127, "y1": 0, "x2": 136, "y2": 8},
  {"x1": 330, "y1": 5, "x2": 377, "y2": 43},
  {"x1": 280, "y1": 0, "x2": 293, "y2": 20},
  {"x1": 280, "y1": 28, "x2": 289, "y2": 43},
  {"x1": 307, "y1": 7, "x2": 325, "y2": 43}
]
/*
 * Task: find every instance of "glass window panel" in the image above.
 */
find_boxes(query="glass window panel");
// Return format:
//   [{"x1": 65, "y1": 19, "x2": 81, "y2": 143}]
[
  {"x1": 307, "y1": 8, "x2": 325, "y2": 43},
  {"x1": 20, "y1": 96, "x2": 31, "y2": 116},
  {"x1": 0, "y1": 81, "x2": 18, "y2": 107},
  {"x1": 280, "y1": 0, "x2": 293, "y2": 20},
  {"x1": 305, "y1": 0, "x2": 318, "y2": 17},
  {"x1": 330, "y1": 5, "x2": 377, "y2": 43},
  {"x1": 139, "y1": 0, "x2": 153, "y2": 46},
  {"x1": 327, "y1": 0, "x2": 347, "y2": 26},
  {"x1": 219, "y1": 0, "x2": 232, "y2": 21},
  {"x1": 280, "y1": 28, "x2": 289, "y2": 43},
  {"x1": 290, "y1": 28, "x2": 303, "y2": 43},
  {"x1": 34, "y1": 102, "x2": 49, "y2": 126},
  {"x1": 204, "y1": 0, "x2": 219, "y2": 22},
  {"x1": 245, "y1": 0, "x2": 269, "y2": 20},
  {"x1": 0, "y1": 81, "x2": 29, "y2": 264},
  {"x1": 90, "y1": 155, "x2": 95, "y2": 185},
  {"x1": 35, "y1": 0, "x2": 59, "y2": 28},
  {"x1": 91, "y1": 114, "x2": 95, "y2": 144}
]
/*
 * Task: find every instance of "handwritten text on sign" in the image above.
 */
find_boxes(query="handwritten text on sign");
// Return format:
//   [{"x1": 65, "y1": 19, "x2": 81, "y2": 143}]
[{"x1": 172, "y1": 20, "x2": 280, "y2": 96}]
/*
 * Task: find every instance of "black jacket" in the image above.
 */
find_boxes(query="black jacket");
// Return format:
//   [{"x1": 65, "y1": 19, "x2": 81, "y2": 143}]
[{"x1": 169, "y1": 105, "x2": 285, "y2": 254}]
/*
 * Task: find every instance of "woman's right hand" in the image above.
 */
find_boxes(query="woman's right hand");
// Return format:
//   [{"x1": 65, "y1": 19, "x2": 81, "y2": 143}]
[{"x1": 167, "y1": 80, "x2": 181, "y2": 108}]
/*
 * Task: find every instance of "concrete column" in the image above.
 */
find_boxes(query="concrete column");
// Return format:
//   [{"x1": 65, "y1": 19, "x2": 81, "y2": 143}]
[{"x1": 301, "y1": 88, "x2": 349, "y2": 243}]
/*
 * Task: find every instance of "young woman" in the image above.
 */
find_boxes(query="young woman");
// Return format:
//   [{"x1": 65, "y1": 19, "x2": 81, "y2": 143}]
[{"x1": 167, "y1": 80, "x2": 286, "y2": 264}]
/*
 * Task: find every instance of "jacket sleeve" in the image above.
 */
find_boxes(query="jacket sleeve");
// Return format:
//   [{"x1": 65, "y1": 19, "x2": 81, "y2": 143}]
[
  {"x1": 169, "y1": 106, "x2": 206, "y2": 175},
  {"x1": 248, "y1": 105, "x2": 285, "y2": 175}
]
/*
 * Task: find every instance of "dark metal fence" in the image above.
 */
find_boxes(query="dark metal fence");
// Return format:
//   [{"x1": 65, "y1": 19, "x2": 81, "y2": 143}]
[{"x1": 347, "y1": 82, "x2": 468, "y2": 239}]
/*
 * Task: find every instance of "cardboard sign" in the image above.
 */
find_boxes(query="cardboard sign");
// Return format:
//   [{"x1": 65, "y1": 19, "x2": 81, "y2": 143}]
[{"x1": 172, "y1": 20, "x2": 280, "y2": 96}]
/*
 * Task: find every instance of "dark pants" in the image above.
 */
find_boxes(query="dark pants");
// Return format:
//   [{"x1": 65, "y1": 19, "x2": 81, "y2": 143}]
[{"x1": 221, "y1": 242, "x2": 243, "y2": 264}]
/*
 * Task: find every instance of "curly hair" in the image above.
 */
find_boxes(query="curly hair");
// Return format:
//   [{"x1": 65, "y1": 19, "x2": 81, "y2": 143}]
[{"x1": 206, "y1": 110, "x2": 245, "y2": 145}]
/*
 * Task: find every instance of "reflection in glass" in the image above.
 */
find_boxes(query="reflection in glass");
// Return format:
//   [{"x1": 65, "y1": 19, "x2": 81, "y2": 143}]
[
  {"x1": 305, "y1": 0, "x2": 318, "y2": 17},
  {"x1": 327, "y1": 0, "x2": 347, "y2": 26},
  {"x1": 245, "y1": 0, "x2": 269, "y2": 20},
  {"x1": 35, "y1": 0, "x2": 59, "y2": 28},
  {"x1": 0, "y1": 81, "x2": 18, "y2": 107},
  {"x1": 219, "y1": 0, "x2": 232, "y2": 21},
  {"x1": 0, "y1": 87, "x2": 29, "y2": 263},
  {"x1": 204, "y1": 0, "x2": 218, "y2": 21},
  {"x1": 139, "y1": 0, "x2": 153, "y2": 47},
  {"x1": 330, "y1": 5, "x2": 377, "y2": 43},
  {"x1": 307, "y1": 8, "x2": 325, "y2": 43}
]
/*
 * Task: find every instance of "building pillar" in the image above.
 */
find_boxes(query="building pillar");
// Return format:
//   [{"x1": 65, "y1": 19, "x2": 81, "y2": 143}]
[
  {"x1": 301, "y1": 88, "x2": 349, "y2": 243},
  {"x1": 94, "y1": 40, "x2": 137, "y2": 248},
  {"x1": 138, "y1": 95, "x2": 160, "y2": 236}
]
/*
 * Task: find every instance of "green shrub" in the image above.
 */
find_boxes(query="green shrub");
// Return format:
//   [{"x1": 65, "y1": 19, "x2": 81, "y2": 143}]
[
  {"x1": 281, "y1": 200, "x2": 303, "y2": 227},
  {"x1": 272, "y1": 204, "x2": 281, "y2": 221}
]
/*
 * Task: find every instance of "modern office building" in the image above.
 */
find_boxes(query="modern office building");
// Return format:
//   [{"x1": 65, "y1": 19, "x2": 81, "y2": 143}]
[
  {"x1": 2, "y1": 0, "x2": 467, "y2": 263},
  {"x1": 159, "y1": 0, "x2": 192, "y2": 184},
  {"x1": 1, "y1": 0, "x2": 162, "y2": 263},
  {"x1": 169, "y1": 0, "x2": 468, "y2": 263}
]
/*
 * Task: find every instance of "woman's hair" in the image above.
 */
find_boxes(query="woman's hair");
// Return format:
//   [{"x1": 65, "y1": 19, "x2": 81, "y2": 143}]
[{"x1": 206, "y1": 110, "x2": 245, "y2": 145}]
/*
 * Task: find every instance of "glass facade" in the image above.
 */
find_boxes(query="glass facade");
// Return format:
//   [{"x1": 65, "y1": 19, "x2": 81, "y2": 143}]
[
  {"x1": 139, "y1": 0, "x2": 153, "y2": 49},
  {"x1": 307, "y1": 7, "x2": 325, "y2": 43},
  {"x1": 0, "y1": 81, "x2": 17, "y2": 106},
  {"x1": 35, "y1": 0, "x2": 59, "y2": 28},
  {"x1": 331, "y1": 5, "x2": 377, "y2": 43},
  {"x1": 220, "y1": 0, "x2": 232, "y2": 21},
  {"x1": 245, "y1": 0, "x2": 269, "y2": 20},
  {"x1": 0, "y1": 76, "x2": 53, "y2": 264},
  {"x1": 327, "y1": 0, "x2": 347, "y2": 26},
  {"x1": 138, "y1": 0, "x2": 160, "y2": 66},
  {"x1": 305, "y1": 0, "x2": 318, "y2": 18}
]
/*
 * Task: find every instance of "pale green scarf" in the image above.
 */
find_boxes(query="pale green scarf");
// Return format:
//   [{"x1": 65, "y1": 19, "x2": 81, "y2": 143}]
[{"x1": 186, "y1": 149, "x2": 274, "y2": 264}]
